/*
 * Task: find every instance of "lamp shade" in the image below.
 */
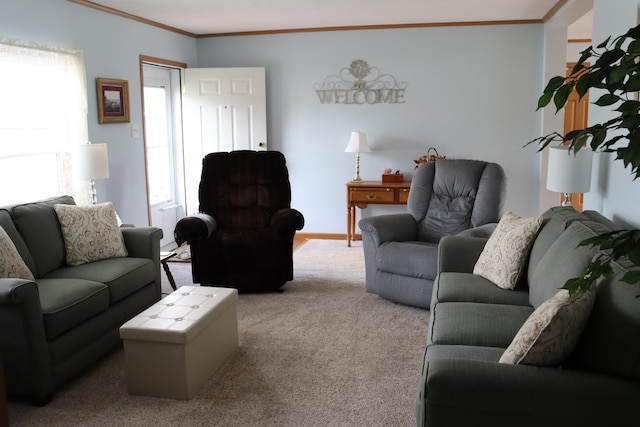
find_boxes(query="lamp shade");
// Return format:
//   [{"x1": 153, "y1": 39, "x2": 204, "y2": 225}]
[
  {"x1": 546, "y1": 145, "x2": 592, "y2": 194},
  {"x1": 344, "y1": 131, "x2": 371, "y2": 153},
  {"x1": 74, "y1": 143, "x2": 109, "y2": 180}
]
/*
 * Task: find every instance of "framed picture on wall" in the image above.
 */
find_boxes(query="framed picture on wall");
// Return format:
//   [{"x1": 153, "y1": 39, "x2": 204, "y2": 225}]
[{"x1": 96, "y1": 78, "x2": 130, "y2": 124}]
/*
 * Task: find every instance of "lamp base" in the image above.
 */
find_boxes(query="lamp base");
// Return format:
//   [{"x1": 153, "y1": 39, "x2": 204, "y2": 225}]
[
  {"x1": 351, "y1": 152, "x2": 363, "y2": 182},
  {"x1": 561, "y1": 192, "x2": 572, "y2": 207},
  {"x1": 89, "y1": 179, "x2": 98, "y2": 205}
]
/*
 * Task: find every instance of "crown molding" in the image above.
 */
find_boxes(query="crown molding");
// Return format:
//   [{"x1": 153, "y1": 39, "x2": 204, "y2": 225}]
[{"x1": 70, "y1": 0, "x2": 567, "y2": 39}]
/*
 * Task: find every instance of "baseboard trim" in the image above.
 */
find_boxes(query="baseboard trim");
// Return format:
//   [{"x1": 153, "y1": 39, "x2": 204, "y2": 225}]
[{"x1": 296, "y1": 232, "x2": 361, "y2": 241}]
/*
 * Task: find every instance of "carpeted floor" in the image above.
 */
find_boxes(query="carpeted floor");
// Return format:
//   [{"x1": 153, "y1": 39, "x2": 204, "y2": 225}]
[{"x1": 7, "y1": 240, "x2": 429, "y2": 426}]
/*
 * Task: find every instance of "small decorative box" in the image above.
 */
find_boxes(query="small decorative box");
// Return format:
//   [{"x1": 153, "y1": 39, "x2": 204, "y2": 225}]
[{"x1": 382, "y1": 173, "x2": 404, "y2": 182}]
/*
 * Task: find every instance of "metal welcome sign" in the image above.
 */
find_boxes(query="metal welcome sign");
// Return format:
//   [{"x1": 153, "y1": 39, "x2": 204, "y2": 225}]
[{"x1": 314, "y1": 59, "x2": 407, "y2": 105}]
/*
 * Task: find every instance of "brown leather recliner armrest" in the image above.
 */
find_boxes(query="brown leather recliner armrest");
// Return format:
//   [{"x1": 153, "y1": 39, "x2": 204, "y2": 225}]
[
  {"x1": 174, "y1": 213, "x2": 217, "y2": 246},
  {"x1": 271, "y1": 208, "x2": 305, "y2": 233}
]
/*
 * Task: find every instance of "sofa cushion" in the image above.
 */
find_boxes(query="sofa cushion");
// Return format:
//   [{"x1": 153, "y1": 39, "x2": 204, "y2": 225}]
[
  {"x1": 529, "y1": 221, "x2": 610, "y2": 308},
  {"x1": 434, "y1": 272, "x2": 530, "y2": 306},
  {"x1": 526, "y1": 207, "x2": 594, "y2": 285},
  {"x1": 423, "y1": 344, "x2": 505, "y2": 365},
  {"x1": 36, "y1": 278, "x2": 110, "y2": 339},
  {"x1": 54, "y1": 202, "x2": 128, "y2": 266},
  {"x1": 0, "y1": 225, "x2": 34, "y2": 280},
  {"x1": 0, "y1": 209, "x2": 35, "y2": 273},
  {"x1": 565, "y1": 258, "x2": 640, "y2": 381},
  {"x1": 429, "y1": 301, "x2": 533, "y2": 348},
  {"x1": 473, "y1": 212, "x2": 542, "y2": 290},
  {"x1": 9, "y1": 196, "x2": 73, "y2": 277},
  {"x1": 499, "y1": 286, "x2": 596, "y2": 367},
  {"x1": 376, "y1": 241, "x2": 438, "y2": 280},
  {"x1": 44, "y1": 257, "x2": 156, "y2": 303},
  {"x1": 581, "y1": 210, "x2": 623, "y2": 233}
]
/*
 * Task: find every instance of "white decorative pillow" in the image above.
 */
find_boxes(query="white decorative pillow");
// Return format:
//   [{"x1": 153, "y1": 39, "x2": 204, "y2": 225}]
[
  {"x1": 499, "y1": 286, "x2": 596, "y2": 366},
  {"x1": 473, "y1": 212, "x2": 543, "y2": 289},
  {"x1": 54, "y1": 202, "x2": 128, "y2": 266},
  {"x1": 0, "y1": 225, "x2": 35, "y2": 280}
]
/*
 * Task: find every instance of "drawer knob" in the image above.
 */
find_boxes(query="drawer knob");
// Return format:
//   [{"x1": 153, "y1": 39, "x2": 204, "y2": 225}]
[{"x1": 367, "y1": 193, "x2": 377, "y2": 200}]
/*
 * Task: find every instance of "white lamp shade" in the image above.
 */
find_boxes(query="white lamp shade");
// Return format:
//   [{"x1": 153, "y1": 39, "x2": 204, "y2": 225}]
[
  {"x1": 546, "y1": 145, "x2": 592, "y2": 194},
  {"x1": 344, "y1": 131, "x2": 371, "y2": 153},
  {"x1": 74, "y1": 143, "x2": 109, "y2": 180}
]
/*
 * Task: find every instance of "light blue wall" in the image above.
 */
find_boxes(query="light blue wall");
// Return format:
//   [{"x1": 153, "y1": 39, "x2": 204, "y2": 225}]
[
  {"x1": 0, "y1": 0, "x2": 197, "y2": 226},
  {"x1": 196, "y1": 25, "x2": 545, "y2": 232},
  {"x1": 584, "y1": 0, "x2": 640, "y2": 228},
  {"x1": 2, "y1": 0, "x2": 637, "y2": 232}
]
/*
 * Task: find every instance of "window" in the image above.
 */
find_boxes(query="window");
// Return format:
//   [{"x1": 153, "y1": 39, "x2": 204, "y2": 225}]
[
  {"x1": 0, "y1": 38, "x2": 89, "y2": 205},
  {"x1": 144, "y1": 85, "x2": 173, "y2": 205}
]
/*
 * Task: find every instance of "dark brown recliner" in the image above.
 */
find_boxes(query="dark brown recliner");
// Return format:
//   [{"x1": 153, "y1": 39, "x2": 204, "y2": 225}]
[{"x1": 174, "y1": 150, "x2": 304, "y2": 292}]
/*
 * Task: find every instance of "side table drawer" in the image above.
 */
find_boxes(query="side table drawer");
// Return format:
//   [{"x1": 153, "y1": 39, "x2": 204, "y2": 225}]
[
  {"x1": 399, "y1": 187, "x2": 410, "y2": 204},
  {"x1": 350, "y1": 188, "x2": 395, "y2": 203}
]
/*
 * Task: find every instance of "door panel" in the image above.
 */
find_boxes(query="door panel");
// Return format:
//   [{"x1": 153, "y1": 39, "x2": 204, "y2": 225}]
[{"x1": 183, "y1": 67, "x2": 267, "y2": 214}]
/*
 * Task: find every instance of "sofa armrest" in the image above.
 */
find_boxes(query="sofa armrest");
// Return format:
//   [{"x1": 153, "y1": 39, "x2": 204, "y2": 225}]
[
  {"x1": 0, "y1": 279, "x2": 53, "y2": 402},
  {"x1": 455, "y1": 222, "x2": 497, "y2": 238},
  {"x1": 418, "y1": 358, "x2": 638, "y2": 427},
  {"x1": 358, "y1": 213, "x2": 417, "y2": 247},
  {"x1": 121, "y1": 227, "x2": 163, "y2": 260},
  {"x1": 271, "y1": 208, "x2": 305, "y2": 232},
  {"x1": 0, "y1": 278, "x2": 40, "y2": 305},
  {"x1": 438, "y1": 235, "x2": 488, "y2": 273}
]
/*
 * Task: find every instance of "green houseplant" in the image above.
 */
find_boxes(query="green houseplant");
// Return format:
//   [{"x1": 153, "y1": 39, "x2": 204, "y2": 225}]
[{"x1": 529, "y1": 24, "x2": 640, "y2": 293}]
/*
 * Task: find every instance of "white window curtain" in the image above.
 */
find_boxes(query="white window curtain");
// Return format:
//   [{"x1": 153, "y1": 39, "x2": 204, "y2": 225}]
[{"x1": 0, "y1": 38, "x2": 91, "y2": 205}]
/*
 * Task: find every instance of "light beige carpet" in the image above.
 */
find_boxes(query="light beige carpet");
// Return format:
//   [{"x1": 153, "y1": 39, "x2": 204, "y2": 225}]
[{"x1": 7, "y1": 240, "x2": 429, "y2": 426}]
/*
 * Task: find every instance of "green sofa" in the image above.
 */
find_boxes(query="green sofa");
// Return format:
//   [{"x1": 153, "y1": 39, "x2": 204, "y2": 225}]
[
  {"x1": 0, "y1": 196, "x2": 163, "y2": 405},
  {"x1": 417, "y1": 207, "x2": 640, "y2": 426}
]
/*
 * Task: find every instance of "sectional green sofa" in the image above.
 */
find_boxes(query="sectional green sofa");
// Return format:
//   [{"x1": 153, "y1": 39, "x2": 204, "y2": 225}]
[
  {"x1": 417, "y1": 207, "x2": 640, "y2": 426},
  {"x1": 0, "y1": 196, "x2": 162, "y2": 405}
]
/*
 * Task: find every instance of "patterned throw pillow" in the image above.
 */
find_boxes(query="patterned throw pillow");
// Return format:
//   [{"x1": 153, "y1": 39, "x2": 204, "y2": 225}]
[
  {"x1": 499, "y1": 286, "x2": 596, "y2": 366},
  {"x1": 54, "y1": 202, "x2": 128, "y2": 266},
  {"x1": 0, "y1": 225, "x2": 35, "y2": 280},
  {"x1": 473, "y1": 212, "x2": 543, "y2": 289}
]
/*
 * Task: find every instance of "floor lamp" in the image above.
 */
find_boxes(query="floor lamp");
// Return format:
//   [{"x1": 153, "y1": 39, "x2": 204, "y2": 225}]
[
  {"x1": 546, "y1": 145, "x2": 593, "y2": 207},
  {"x1": 344, "y1": 131, "x2": 371, "y2": 182},
  {"x1": 75, "y1": 143, "x2": 109, "y2": 205}
]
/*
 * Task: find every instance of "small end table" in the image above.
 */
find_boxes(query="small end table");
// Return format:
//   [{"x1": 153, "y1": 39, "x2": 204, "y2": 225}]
[
  {"x1": 346, "y1": 181, "x2": 411, "y2": 246},
  {"x1": 160, "y1": 251, "x2": 178, "y2": 291}
]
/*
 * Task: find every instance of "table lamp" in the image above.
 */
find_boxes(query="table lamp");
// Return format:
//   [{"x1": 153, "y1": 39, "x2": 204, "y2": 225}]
[
  {"x1": 344, "y1": 131, "x2": 371, "y2": 182},
  {"x1": 546, "y1": 145, "x2": 592, "y2": 206},
  {"x1": 74, "y1": 142, "x2": 109, "y2": 204}
]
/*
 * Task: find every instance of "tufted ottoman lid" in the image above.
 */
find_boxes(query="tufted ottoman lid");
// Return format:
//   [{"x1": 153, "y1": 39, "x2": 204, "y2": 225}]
[{"x1": 120, "y1": 286, "x2": 237, "y2": 344}]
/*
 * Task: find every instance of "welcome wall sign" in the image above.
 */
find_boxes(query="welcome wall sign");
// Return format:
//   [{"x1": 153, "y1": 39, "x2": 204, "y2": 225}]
[{"x1": 314, "y1": 59, "x2": 407, "y2": 105}]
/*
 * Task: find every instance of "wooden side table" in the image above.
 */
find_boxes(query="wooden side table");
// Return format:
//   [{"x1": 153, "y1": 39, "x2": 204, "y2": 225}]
[
  {"x1": 346, "y1": 181, "x2": 411, "y2": 246},
  {"x1": 160, "y1": 251, "x2": 178, "y2": 291}
]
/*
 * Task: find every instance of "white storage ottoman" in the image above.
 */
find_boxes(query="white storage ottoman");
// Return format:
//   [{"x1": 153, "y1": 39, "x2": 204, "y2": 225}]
[{"x1": 119, "y1": 286, "x2": 238, "y2": 400}]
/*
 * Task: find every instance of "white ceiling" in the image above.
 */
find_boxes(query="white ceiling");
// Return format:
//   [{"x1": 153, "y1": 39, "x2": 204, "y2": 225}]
[{"x1": 86, "y1": 0, "x2": 592, "y2": 37}]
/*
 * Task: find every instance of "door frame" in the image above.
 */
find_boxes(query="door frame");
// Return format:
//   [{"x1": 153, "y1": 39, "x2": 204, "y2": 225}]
[
  {"x1": 563, "y1": 61, "x2": 590, "y2": 211},
  {"x1": 138, "y1": 55, "x2": 187, "y2": 227}
]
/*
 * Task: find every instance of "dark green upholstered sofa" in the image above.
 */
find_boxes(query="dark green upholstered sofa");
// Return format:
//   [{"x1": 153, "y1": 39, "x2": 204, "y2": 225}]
[
  {"x1": 417, "y1": 207, "x2": 640, "y2": 426},
  {"x1": 0, "y1": 196, "x2": 162, "y2": 405}
]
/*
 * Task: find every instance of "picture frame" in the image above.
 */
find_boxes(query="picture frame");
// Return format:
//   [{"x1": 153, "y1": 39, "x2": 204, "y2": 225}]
[{"x1": 96, "y1": 78, "x2": 130, "y2": 124}]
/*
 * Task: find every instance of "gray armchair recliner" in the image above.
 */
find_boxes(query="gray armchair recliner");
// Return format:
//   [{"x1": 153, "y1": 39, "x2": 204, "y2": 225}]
[{"x1": 358, "y1": 159, "x2": 506, "y2": 309}]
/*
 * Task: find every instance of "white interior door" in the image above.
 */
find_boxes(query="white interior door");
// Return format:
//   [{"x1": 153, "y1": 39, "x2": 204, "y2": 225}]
[{"x1": 183, "y1": 67, "x2": 267, "y2": 215}]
